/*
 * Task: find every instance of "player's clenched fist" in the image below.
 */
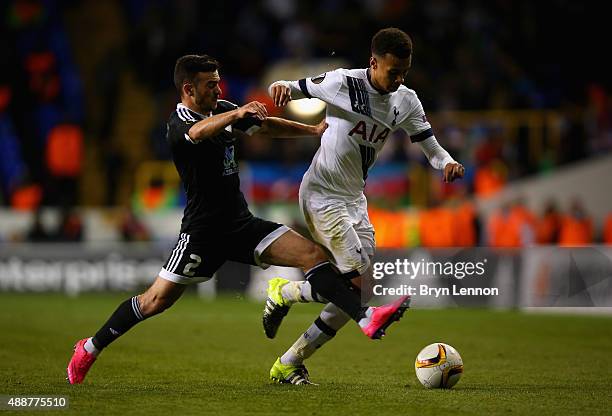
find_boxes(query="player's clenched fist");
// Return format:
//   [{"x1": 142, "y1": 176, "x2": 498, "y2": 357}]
[
  {"x1": 270, "y1": 83, "x2": 292, "y2": 107},
  {"x1": 238, "y1": 101, "x2": 268, "y2": 120},
  {"x1": 315, "y1": 119, "x2": 329, "y2": 137},
  {"x1": 443, "y1": 162, "x2": 465, "y2": 183}
]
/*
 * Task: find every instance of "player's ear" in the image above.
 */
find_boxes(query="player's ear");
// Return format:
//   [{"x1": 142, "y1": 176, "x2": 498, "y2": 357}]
[
  {"x1": 370, "y1": 56, "x2": 377, "y2": 69},
  {"x1": 184, "y1": 82, "x2": 194, "y2": 97}
]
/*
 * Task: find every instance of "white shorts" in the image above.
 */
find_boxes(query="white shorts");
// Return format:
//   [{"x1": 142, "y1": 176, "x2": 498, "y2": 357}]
[{"x1": 299, "y1": 191, "x2": 375, "y2": 276}]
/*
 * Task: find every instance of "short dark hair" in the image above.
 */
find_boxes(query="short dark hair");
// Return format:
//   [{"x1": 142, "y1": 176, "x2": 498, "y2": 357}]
[
  {"x1": 371, "y1": 28, "x2": 413, "y2": 59},
  {"x1": 173, "y1": 54, "x2": 219, "y2": 95}
]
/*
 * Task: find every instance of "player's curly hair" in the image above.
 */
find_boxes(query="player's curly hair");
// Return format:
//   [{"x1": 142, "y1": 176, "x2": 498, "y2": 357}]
[
  {"x1": 174, "y1": 54, "x2": 219, "y2": 95},
  {"x1": 371, "y1": 28, "x2": 413, "y2": 59}
]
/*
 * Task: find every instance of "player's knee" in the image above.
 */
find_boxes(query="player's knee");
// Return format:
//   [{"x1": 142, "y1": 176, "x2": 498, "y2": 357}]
[{"x1": 301, "y1": 243, "x2": 328, "y2": 270}]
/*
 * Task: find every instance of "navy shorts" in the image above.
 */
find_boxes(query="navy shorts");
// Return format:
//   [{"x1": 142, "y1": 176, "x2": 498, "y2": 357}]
[{"x1": 159, "y1": 217, "x2": 290, "y2": 284}]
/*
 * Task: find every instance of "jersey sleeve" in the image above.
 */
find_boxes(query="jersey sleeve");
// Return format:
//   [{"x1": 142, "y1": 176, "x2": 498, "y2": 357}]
[
  {"x1": 269, "y1": 69, "x2": 344, "y2": 105},
  {"x1": 417, "y1": 136, "x2": 456, "y2": 170},
  {"x1": 399, "y1": 95, "x2": 434, "y2": 143}
]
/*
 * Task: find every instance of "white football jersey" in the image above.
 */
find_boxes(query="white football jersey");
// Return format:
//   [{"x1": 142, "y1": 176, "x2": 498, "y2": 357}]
[{"x1": 278, "y1": 68, "x2": 438, "y2": 201}]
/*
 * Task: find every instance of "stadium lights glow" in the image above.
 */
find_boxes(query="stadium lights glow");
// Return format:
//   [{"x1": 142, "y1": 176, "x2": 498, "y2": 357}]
[{"x1": 287, "y1": 98, "x2": 326, "y2": 118}]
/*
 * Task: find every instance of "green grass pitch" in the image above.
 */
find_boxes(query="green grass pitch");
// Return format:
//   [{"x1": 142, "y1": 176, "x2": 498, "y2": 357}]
[{"x1": 1, "y1": 293, "x2": 611, "y2": 415}]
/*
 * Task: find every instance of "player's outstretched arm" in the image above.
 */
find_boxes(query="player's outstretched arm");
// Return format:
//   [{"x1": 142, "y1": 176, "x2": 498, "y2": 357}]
[
  {"x1": 269, "y1": 71, "x2": 341, "y2": 107},
  {"x1": 187, "y1": 101, "x2": 268, "y2": 141},
  {"x1": 417, "y1": 136, "x2": 465, "y2": 182},
  {"x1": 268, "y1": 81, "x2": 304, "y2": 107},
  {"x1": 258, "y1": 117, "x2": 328, "y2": 138}
]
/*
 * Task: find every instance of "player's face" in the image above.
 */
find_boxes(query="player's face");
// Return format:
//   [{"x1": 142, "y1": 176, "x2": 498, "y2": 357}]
[
  {"x1": 189, "y1": 71, "x2": 222, "y2": 112},
  {"x1": 370, "y1": 53, "x2": 412, "y2": 93}
]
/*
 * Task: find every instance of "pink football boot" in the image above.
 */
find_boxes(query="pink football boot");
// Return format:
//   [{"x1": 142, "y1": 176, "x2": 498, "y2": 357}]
[
  {"x1": 361, "y1": 295, "x2": 411, "y2": 339},
  {"x1": 66, "y1": 338, "x2": 97, "y2": 384}
]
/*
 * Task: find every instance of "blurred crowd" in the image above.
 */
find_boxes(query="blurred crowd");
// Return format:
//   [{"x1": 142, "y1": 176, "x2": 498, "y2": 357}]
[
  {"x1": 371, "y1": 197, "x2": 612, "y2": 248},
  {"x1": 1, "y1": 0, "x2": 84, "y2": 210},
  {"x1": 15, "y1": 205, "x2": 151, "y2": 243},
  {"x1": 1, "y1": 0, "x2": 611, "y2": 245}
]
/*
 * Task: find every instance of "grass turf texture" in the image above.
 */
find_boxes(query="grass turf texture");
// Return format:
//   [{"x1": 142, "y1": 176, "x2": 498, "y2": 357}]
[{"x1": 1, "y1": 293, "x2": 611, "y2": 415}]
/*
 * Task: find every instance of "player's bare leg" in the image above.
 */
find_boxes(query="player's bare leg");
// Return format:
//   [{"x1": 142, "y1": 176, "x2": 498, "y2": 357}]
[
  {"x1": 67, "y1": 277, "x2": 186, "y2": 384},
  {"x1": 137, "y1": 277, "x2": 187, "y2": 317},
  {"x1": 260, "y1": 229, "x2": 328, "y2": 270}
]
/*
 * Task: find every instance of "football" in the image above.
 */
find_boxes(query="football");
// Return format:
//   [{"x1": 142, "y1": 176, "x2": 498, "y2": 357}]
[{"x1": 415, "y1": 343, "x2": 464, "y2": 389}]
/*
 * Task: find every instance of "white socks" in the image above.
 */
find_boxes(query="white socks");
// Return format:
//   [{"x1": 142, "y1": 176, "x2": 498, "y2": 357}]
[
  {"x1": 280, "y1": 303, "x2": 350, "y2": 365},
  {"x1": 358, "y1": 307, "x2": 374, "y2": 329},
  {"x1": 84, "y1": 337, "x2": 101, "y2": 356},
  {"x1": 280, "y1": 280, "x2": 325, "y2": 304},
  {"x1": 320, "y1": 303, "x2": 351, "y2": 329}
]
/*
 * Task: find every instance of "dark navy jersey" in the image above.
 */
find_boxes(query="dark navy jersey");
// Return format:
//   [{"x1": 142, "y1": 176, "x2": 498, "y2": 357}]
[{"x1": 166, "y1": 100, "x2": 262, "y2": 234}]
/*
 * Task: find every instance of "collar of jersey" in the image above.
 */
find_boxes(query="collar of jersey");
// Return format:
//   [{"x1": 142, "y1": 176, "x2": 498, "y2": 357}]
[
  {"x1": 365, "y1": 68, "x2": 389, "y2": 96},
  {"x1": 177, "y1": 103, "x2": 210, "y2": 119}
]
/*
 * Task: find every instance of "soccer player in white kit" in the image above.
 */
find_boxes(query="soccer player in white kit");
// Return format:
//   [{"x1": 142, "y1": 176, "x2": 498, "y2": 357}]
[{"x1": 263, "y1": 28, "x2": 464, "y2": 384}]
